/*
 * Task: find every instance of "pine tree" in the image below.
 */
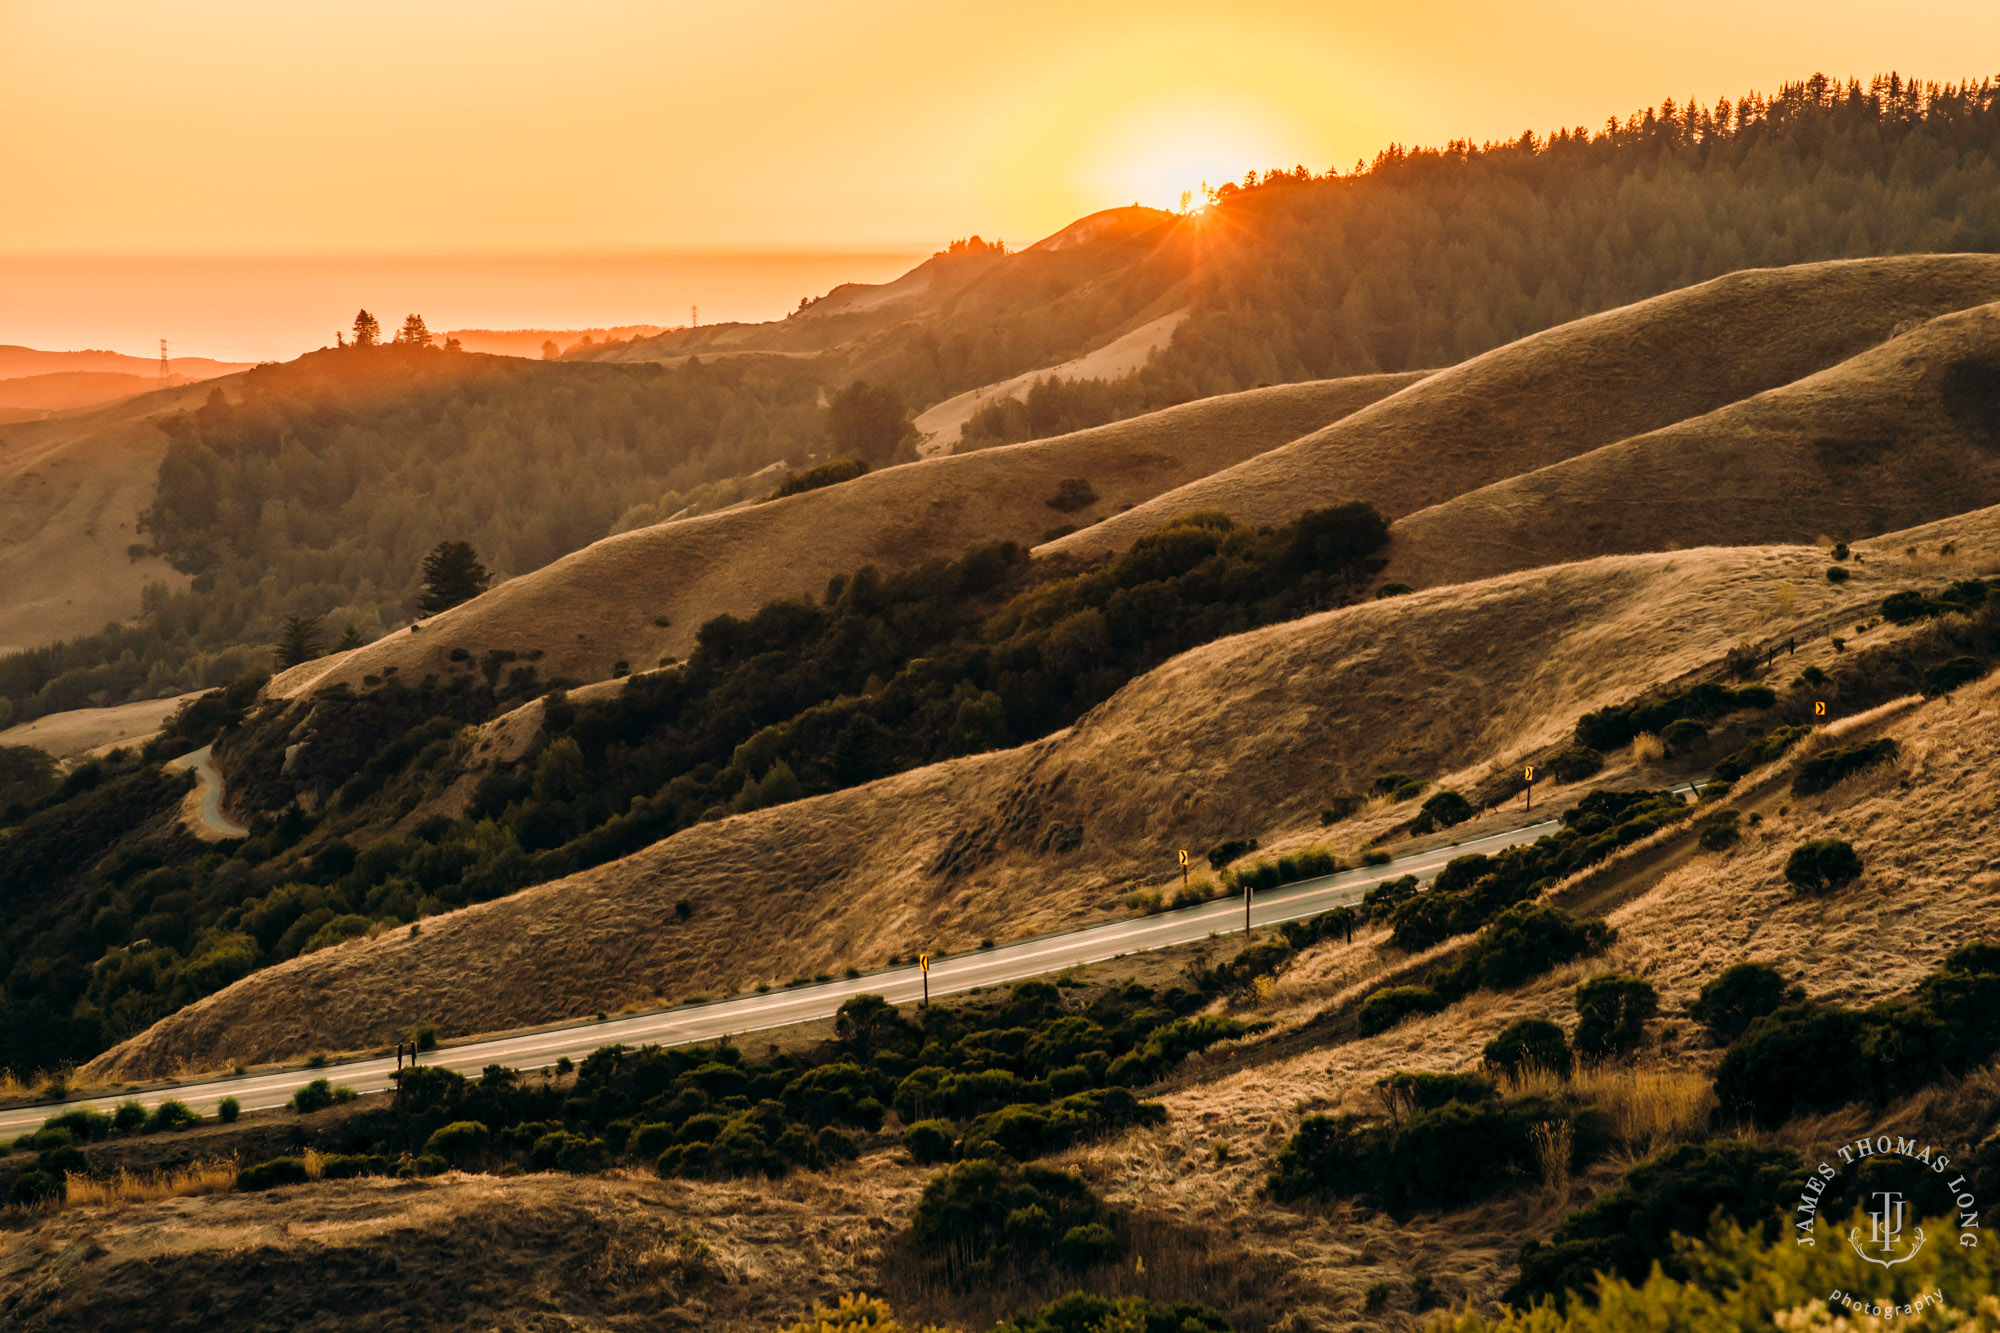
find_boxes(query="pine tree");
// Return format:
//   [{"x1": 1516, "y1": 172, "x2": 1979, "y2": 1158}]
[
  {"x1": 352, "y1": 309, "x2": 381, "y2": 347},
  {"x1": 396, "y1": 313, "x2": 432, "y2": 348},
  {"x1": 333, "y1": 623, "x2": 365, "y2": 653},
  {"x1": 276, "y1": 613, "x2": 323, "y2": 668},
  {"x1": 419, "y1": 540, "x2": 492, "y2": 614}
]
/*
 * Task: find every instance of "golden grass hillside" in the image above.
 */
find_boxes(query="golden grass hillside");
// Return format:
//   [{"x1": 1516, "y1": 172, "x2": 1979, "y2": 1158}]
[
  {"x1": 95, "y1": 494, "x2": 1990, "y2": 1078},
  {"x1": 1380, "y1": 301, "x2": 2000, "y2": 588},
  {"x1": 0, "y1": 381, "x2": 222, "y2": 653},
  {"x1": 266, "y1": 372, "x2": 1422, "y2": 700},
  {"x1": 1044, "y1": 255, "x2": 2000, "y2": 561}
]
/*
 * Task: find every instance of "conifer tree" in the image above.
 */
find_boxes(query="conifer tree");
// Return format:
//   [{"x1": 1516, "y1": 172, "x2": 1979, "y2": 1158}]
[
  {"x1": 333, "y1": 623, "x2": 365, "y2": 653},
  {"x1": 352, "y1": 309, "x2": 381, "y2": 347},
  {"x1": 419, "y1": 540, "x2": 492, "y2": 614},
  {"x1": 396, "y1": 313, "x2": 432, "y2": 348},
  {"x1": 276, "y1": 613, "x2": 323, "y2": 668}
]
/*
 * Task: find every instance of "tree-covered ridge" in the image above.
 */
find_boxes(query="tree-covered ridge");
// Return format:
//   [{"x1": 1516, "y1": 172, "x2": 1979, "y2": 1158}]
[
  {"x1": 950, "y1": 71, "x2": 2000, "y2": 445},
  {"x1": 0, "y1": 346, "x2": 822, "y2": 724}
]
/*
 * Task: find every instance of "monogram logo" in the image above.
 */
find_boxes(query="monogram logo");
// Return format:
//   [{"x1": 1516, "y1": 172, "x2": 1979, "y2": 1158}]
[{"x1": 1849, "y1": 1189, "x2": 1926, "y2": 1268}]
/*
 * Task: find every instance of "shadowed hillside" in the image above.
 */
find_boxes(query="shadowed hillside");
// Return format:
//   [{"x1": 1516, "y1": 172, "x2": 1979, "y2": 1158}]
[
  {"x1": 267, "y1": 373, "x2": 1423, "y2": 699},
  {"x1": 1044, "y1": 256, "x2": 2000, "y2": 558}
]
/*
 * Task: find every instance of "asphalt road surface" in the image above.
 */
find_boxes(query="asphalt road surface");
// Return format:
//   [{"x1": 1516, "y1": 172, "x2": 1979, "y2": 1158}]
[
  {"x1": 172, "y1": 744, "x2": 249, "y2": 839},
  {"x1": 0, "y1": 813, "x2": 1564, "y2": 1138}
]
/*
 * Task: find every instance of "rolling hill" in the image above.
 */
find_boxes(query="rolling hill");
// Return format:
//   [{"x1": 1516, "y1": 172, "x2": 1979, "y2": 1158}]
[
  {"x1": 1043, "y1": 255, "x2": 2000, "y2": 559},
  {"x1": 94, "y1": 504, "x2": 1958, "y2": 1078},
  {"x1": 1379, "y1": 300, "x2": 2000, "y2": 588},
  {"x1": 265, "y1": 371, "x2": 1424, "y2": 699}
]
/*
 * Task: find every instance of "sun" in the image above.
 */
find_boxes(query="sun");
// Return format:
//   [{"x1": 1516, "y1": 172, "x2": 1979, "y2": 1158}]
[{"x1": 1081, "y1": 99, "x2": 1303, "y2": 214}]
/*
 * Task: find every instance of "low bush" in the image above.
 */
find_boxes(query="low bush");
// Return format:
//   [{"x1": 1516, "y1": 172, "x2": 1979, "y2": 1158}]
[
  {"x1": 903, "y1": 1119, "x2": 955, "y2": 1165},
  {"x1": 1572, "y1": 975, "x2": 1659, "y2": 1060},
  {"x1": 1205, "y1": 837, "x2": 1257, "y2": 870},
  {"x1": 217, "y1": 1096, "x2": 241, "y2": 1124},
  {"x1": 1546, "y1": 746, "x2": 1603, "y2": 782},
  {"x1": 910, "y1": 1157, "x2": 1115, "y2": 1286},
  {"x1": 238, "y1": 1156, "x2": 312, "y2": 1191},
  {"x1": 1658, "y1": 718, "x2": 1708, "y2": 756},
  {"x1": 291, "y1": 1078, "x2": 358, "y2": 1114},
  {"x1": 1715, "y1": 942, "x2": 2000, "y2": 1126},
  {"x1": 1710, "y1": 724, "x2": 1809, "y2": 782},
  {"x1": 1371, "y1": 772, "x2": 1424, "y2": 800},
  {"x1": 147, "y1": 1100, "x2": 201, "y2": 1133},
  {"x1": 1377, "y1": 1070, "x2": 1496, "y2": 1116},
  {"x1": 1575, "y1": 682, "x2": 1776, "y2": 752},
  {"x1": 999, "y1": 1295, "x2": 1233, "y2": 1333},
  {"x1": 1483, "y1": 1017, "x2": 1573, "y2": 1079},
  {"x1": 1413, "y1": 790, "x2": 1474, "y2": 833},
  {"x1": 770, "y1": 457, "x2": 869, "y2": 499},
  {"x1": 1791, "y1": 738, "x2": 1897, "y2": 795},
  {"x1": 1044, "y1": 478, "x2": 1098, "y2": 513},
  {"x1": 1357, "y1": 985, "x2": 1448, "y2": 1036},
  {"x1": 7, "y1": 1166, "x2": 63, "y2": 1207},
  {"x1": 424, "y1": 1119, "x2": 490, "y2": 1163},
  {"x1": 1924, "y1": 655, "x2": 1987, "y2": 695},
  {"x1": 1224, "y1": 847, "x2": 1340, "y2": 892},
  {"x1": 1506, "y1": 1139, "x2": 1800, "y2": 1310},
  {"x1": 1826, "y1": 565, "x2": 1850, "y2": 583},
  {"x1": 1689, "y1": 962, "x2": 1802, "y2": 1045},
  {"x1": 1783, "y1": 838, "x2": 1862, "y2": 894},
  {"x1": 1318, "y1": 793, "x2": 1363, "y2": 825},
  {"x1": 1696, "y1": 809, "x2": 1740, "y2": 851},
  {"x1": 956, "y1": 1088, "x2": 1164, "y2": 1161},
  {"x1": 1270, "y1": 1094, "x2": 1574, "y2": 1214}
]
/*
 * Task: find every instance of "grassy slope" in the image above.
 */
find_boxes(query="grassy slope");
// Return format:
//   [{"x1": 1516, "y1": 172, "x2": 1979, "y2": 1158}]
[
  {"x1": 94, "y1": 496, "x2": 1993, "y2": 1078},
  {"x1": 0, "y1": 382, "x2": 213, "y2": 653},
  {"x1": 1380, "y1": 302, "x2": 2000, "y2": 588},
  {"x1": 1043, "y1": 255, "x2": 2000, "y2": 561},
  {"x1": 266, "y1": 373, "x2": 1423, "y2": 700}
]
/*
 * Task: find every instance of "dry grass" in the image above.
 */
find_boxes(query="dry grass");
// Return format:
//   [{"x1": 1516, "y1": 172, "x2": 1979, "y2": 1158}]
[
  {"x1": 1050, "y1": 255, "x2": 2000, "y2": 563},
  {"x1": 1630, "y1": 732, "x2": 1667, "y2": 764},
  {"x1": 268, "y1": 372, "x2": 1417, "y2": 701},
  {"x1": 61, "y1": 1158, "x2": 238, "y2": 1208},
  {"x1": 1572, "y1": 1065, "x2": 1715, "y2": 1152},
  {"x1": 90, "y1": 505, "x2": 2000, "y2": 1079},
  {"x1": 1381, "y1": 297, "x2": 2000, "y2": 591}
]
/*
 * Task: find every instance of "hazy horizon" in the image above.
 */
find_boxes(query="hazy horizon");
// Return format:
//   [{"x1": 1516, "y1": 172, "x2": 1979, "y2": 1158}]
[{"x1": 0, "y1": 249, "x2": 932, "y2": 363}]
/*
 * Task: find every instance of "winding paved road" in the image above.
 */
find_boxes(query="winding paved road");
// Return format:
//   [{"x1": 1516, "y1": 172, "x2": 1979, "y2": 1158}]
[
  {"x1": 0, "y1": 815, "x2": 1567, "y2": 1138},
  {"x1": 172, "y1": 744, "x2": 248, "y2": 839}
]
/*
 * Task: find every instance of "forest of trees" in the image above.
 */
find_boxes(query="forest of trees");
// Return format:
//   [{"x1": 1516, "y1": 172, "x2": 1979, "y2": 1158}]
[{"x1": 927, "y1": 72, "x2": 2000, "y2": 446}]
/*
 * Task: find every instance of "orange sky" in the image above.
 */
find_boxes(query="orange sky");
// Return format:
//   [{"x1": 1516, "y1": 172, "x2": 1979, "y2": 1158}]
[{"x1": 4, "y1": 1, "x2": 1997, "y2": 256}]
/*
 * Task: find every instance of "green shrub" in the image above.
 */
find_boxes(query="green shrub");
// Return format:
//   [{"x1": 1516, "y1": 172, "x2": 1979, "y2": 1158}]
[
  {"x1": 290, "y1": 1078, "x2": 357, "y2": 1114},
  {"x1": 111, "y1": 1100, "x2": 149, "y2": 1134},
  {"x1": 1696, "y1": 810, "x2": 1740, "y2": 851},
  {"x1": 1483, "y1": 1017, "x2": 1574, "y2": 1079},
  {"x1": 1689, "y1": 962, "x2": 1802, "y2": 1045},
  {"x1": 910, "y1": 1157, "x2": 1114, "y2": 1285},
  {"x1": 529, "y1": 1130, "x2": 608, "y2": 1172},
  {"x1": 1791, "y1": 738, "x2": 1897, "y2": 794},
  {"x1": 217, "y1": 1096, "x2": 241, "y2": 1124},
  {"x1": 147, "y1": 1099, "x2": 201, "y2": 1133},
  {"x1": 1413, "y1": 789, "x2": 1474, "y2": 833},
  {"x1": 424, "y1": 1119, "x2": 490, "y2": 1163},
  {"x1": 1924, "y1": 655, "x2": 1987, "y2": 695},
  {"x1": 238, "y1": 1156, "x2": 311, "y2": 1191},
  {"x1": 1319, "y1": 793, "x2": 1363, "y2": 825},
  {"x1": 903, "y1": 1119, "x2": 956, "y2": 1165},
  {"x1": 993, "y1": 1293, "x2": 1232, "y2": 1333},
  {"x1": 1205, "y1": 837, "x2": 1257, "y2": 870},
  {"x1": 1659, "y1": 718, "x2": 1708, "y2": 755},
  {"x1": 1269, "y1": 1097, "x2": 1561, "y2": 1214},
  {"x1": 6, "y1": 1166, "x2": 63, "y2": 1207},
  {"x1": 1370, "y1": 772, "x2": 1424, "y2": 800},
  {"x1": 1376, "y1": 1070, "x2": 1496, "y2": 1116},
  {"x1": 44, "y1": 1107, "x2": 114, "y2": 1142},
  {"x1": 1506, "y1": 1140, "x2": 1800, "y2": 1310},
  {"x1": 1826, "y1": 565, "x2": 1850, "y2": 583},
  {"x1": 415, "y1": 1024, "x2": 438, "y2": 1051},
  {"x1": 1714, "y1": 1003, "x2": 1871, "y2": 1126},
  {"x1": 771, "y1": 457, "x2": 870, "y2": 499},
  {"x1": 1436, "y1": 904, "x2": 1614, "y2": 995},
  {"x1": 1783, "y1": 838, "x2": 1862, "y2": 894},
  {"x1": 1058, "y1": 1222, "x2": 1120, "y2": 1268},
  {"x1": 1044, "y1": 478, "x2": 1098, "y2": 513},
  {"x1": 1881, "y1": 589, "x2": 1939, "y2": 623},
  {"x1": 1357, "y1": 986, "x2": 1446, "y2": 1036},
  {"x1": 1360, "y1": 848, "x2": 1391, "y2": 866},
  {"x1": 1572, "y1": 975, "x2": 1659, "y2": 1060},
  {"x1": 1547, "y1": 746, "x2": 1603, "y2": 782}
]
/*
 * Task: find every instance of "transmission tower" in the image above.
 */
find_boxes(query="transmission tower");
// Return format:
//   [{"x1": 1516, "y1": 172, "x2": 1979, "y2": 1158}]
[
  {"x1": 158, "y1": 338, "x2": 170, "y2": 385},
  {"x1": 690, "y1": 305, "x2": 698, "y2": 328}
]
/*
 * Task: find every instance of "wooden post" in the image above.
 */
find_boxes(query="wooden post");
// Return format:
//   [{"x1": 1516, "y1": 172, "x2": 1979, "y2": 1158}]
[{"x1": 919, "y1": 952, "x2": 930, "y2": 1007}]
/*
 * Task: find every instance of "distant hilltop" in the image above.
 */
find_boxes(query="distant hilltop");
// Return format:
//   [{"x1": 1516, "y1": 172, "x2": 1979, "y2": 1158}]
[{"x1": 443, "y1": 326, "x2": 670, "y2": 359}]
